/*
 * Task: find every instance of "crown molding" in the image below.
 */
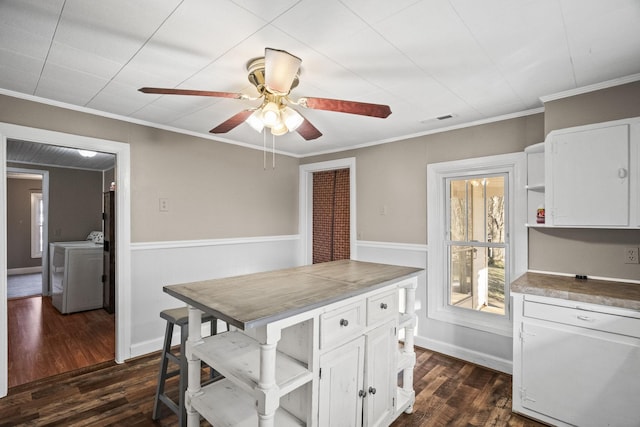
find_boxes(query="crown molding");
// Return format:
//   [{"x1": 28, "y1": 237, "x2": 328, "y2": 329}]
[{"x1": 540, "y1": 73, "x2": 640, "y2": 103}]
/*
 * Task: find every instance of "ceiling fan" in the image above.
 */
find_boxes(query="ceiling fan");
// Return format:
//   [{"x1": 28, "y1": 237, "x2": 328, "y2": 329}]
[{"x1": 139, "y1": 48, "x2": 392, "y2": 141}]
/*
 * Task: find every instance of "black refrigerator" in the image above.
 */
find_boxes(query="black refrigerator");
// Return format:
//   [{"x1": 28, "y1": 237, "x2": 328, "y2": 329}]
[{"x1": 103, "y1": 190, "x2": 115, "y2": 313}]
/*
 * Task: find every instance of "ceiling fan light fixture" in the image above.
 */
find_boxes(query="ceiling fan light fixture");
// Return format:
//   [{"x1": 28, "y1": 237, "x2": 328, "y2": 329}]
[
  {"x1": 246, "y1": 110, "x2": 265, "y2": 133},
  {"x1": 261, "y1": 101, "x2": 280, "y2": 127},
  {"x1": 270, "y1": 121, "x2": 288, "y2": 136},
  {"x1": 281, "y1": 106, "x2": 303, "y2": 132},
  {"x1": 264, "y1": 48, "x2": 301, "y2": 94}
]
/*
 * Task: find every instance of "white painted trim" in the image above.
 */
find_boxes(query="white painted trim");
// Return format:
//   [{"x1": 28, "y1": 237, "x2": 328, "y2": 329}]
[
  {"x1": 0, "y1": 136, "x2": 6, "y2": 398},
  {"x1": 357, "y1": 240, "x2": 427, "y2": 252},
  {"x1": 414, "y1": 336, "x2": 512, "y2": 374},
  {"x1": 0, "y1": 89, "x2": 297, "y2": 157},
  {"x1": 426, "y1": 152, "x2": 527, "y2": 337},
  {"x1": 299, "y1": 158, "x2": 357, "y2": 265},
  {"x1": 0, "y1": 89, "x2": 545, "y2": 160},
  {"x1": 0, "y1": 123, "x2": 131, "y2": 398},
  {"x1": 303, "y1": 108, "x2": 545, "y2": 158},
  {"x1": 7, "y1": 267, "x2": 42, "y2": 276},
  {"x1": 7, "y1": 167, "x2": 49, "y2": 293},
  {"x1": 540, "y1": 73, "x2": 640, "y2": 103},
  {"x1": 132, "y1": 234, "x2": 300, "y2": 251}
]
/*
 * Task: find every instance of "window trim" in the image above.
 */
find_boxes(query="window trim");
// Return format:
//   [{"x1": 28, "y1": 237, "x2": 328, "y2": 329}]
[
  {"x1": 427, "y1": 153, "x2": 527, "y2": 336},
  {"x1": 30, "y1": 192, "x2": 43, "y2": 258}
]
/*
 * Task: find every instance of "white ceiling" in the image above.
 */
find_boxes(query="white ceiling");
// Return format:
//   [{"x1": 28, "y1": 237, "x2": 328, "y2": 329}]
[{"x1": 1, "y1": 0, "x2": 639, "y2": 157}]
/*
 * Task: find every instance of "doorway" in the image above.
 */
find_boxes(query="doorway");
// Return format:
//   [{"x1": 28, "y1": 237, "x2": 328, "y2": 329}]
[
  {"x1": 5, "y1": 142, "x2": 116, "y2": 388},
  {"x1": 299, "y1": 158, "x2": 356, "y2": 265},
  {"x1": 0, "y1": 122, "x2": 132, "y2": 398},
  {"x1": 312, "y1": 168, "x2": 350, "y2": 263},
  {"x1": 6, "y1": 168, "x2": 48, "y2": 299}
]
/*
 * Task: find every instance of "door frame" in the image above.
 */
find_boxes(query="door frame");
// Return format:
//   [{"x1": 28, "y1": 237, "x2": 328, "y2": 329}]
[
  {"x1": 299, "y1": 158, "x2": 356, "y2": 265},
  {"x1": 0, "y1": 122, "x2": 132, "y2": 398},
  {"x1": 6, "y1": 167, "x2": 50, "y2": 294}
]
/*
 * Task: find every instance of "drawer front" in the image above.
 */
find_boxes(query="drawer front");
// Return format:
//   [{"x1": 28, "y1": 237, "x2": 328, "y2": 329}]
[
  {"x1": 367, "y1": 290, "x2": 398, "y2": 326},
  {"x1": 524, "y1": 300, "x2": 640, "y2": 338},
  {"x1": 320, "y1": 301, "x2": 365, "y2": 349}
]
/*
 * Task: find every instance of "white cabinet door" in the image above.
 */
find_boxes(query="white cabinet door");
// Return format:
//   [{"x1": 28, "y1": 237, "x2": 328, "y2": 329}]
[
  {"x1": 364, "y1": 322, "x2": 396, "y2": 427},
  {"x1": 520, "y1": 321, "x2": 640, "y2": 427},
  {"x1": 547, "y1": 124, "x2": 629, "y2": 226},
  {"x1": 318, "y1": 336, "x2": 365, "y2": 427}
]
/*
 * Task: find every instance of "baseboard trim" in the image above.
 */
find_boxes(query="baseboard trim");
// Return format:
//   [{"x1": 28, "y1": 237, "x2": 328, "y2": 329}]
[
  {"x1": 7, "y1": 267, "x2": 42, "y2": 276},
  {"x1": 414, "y1": 336, "x2": 512, "y2": 374}
]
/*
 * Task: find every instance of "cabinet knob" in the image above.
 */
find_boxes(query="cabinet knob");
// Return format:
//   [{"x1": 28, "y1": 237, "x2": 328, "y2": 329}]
[
  {"x1": 339, "y1": 318, "x2": 349, "y2": 327},
  {"x1": 380, "y1": 302, "x2": 388, "y2": 310},
  {"x1": 618, "y1": 168, "x2": 628, "y2": 179},
  {"x1": 359, "y1": 389, "x2": 367, "y2": 398},
  {"x1": 368, "y1": 386, "x2": 377, "y2": 395}
]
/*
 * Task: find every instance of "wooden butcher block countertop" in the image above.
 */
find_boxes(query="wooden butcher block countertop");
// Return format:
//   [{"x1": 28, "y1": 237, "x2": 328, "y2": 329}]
[
  {"x1": 164, "y1": 259, "x2": 422, "y2": 330},
  {"x1": 511, "y1": 272, "x2": 640, "y2": 311}
]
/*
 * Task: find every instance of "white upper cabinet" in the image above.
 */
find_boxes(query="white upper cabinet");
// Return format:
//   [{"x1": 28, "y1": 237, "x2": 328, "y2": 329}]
[{"x1": 544, "y1": 117, "x2": 640, "y2": 228}]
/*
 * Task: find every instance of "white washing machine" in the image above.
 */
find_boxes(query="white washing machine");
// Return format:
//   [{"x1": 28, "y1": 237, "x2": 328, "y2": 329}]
[{"x1": 49, "y1": 236, "x2": 104, "y2": 314}]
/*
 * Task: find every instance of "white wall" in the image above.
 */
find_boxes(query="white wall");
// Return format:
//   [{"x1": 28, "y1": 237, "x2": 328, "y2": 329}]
[{"x1": 129, "y1": 235, "x2": 301, "y2": 357}]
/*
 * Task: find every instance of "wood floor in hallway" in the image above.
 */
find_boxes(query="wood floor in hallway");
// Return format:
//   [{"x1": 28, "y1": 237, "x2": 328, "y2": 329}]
[{"x1": 7, "y1": 295, "x2": 115, "y2": 388}]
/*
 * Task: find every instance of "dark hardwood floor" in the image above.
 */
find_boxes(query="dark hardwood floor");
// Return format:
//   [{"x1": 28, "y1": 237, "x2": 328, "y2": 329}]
[
  {"x1": 1, "y1": 339, "x2": 545, "y2": 426},
  {"x1": 7, "y1": 295, "x2": 115, "y2": 388}
]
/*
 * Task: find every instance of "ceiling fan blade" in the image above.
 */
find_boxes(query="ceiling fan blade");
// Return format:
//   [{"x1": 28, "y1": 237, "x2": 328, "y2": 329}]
[
  {"x1": 210, "y1": 110, "x2": 254, "y2": 134},
  {"x1": 300, "y1": 97, "x2": 392, "y2": 118},
  {"x1": 139, "y1": 87, "x2": 245, "y2": 99},
  {"x1": 264, "y1": 48, "x2": 302, "y2": 94},
  {"x1": 296, "y1": 118, "x2": 323, "y2": 141}
]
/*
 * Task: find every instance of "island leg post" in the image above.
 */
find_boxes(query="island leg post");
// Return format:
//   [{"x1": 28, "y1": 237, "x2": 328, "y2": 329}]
[
  {"x1": 255, "y1": 326, "x2": 281, "y2": 427},
  {"x1": 186, "y1": 305, "x2": 203, "y2": 427},
  {"x1": 403, "y1": 279, "x2": 417, "y2": 414}
]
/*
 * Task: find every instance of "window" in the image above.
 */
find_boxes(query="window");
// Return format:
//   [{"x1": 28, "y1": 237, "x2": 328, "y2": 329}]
[
  {"x1": 30, "y1": 192, "x2": 43, "y2": 258},
  {"x1": 447, "y1": 175, "x2": 507, "y2": 315},
  {"x1": 427, "y1": 153, "x2": 526, "y2": 336}
]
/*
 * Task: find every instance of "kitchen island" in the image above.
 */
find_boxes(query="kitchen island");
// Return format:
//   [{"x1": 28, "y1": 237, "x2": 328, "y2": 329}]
[{"x1": 164, "y1": 260, "x2": 423, "y2": 427}]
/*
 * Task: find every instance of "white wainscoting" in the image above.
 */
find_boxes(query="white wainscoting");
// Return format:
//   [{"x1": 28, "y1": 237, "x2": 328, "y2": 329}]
[
  {"x1": 129, "y1": 237, "x2": 511, "y2": 373},
  {"x1": 129, "y1": 235, "x2": 301, "y2": 358},
  {"x1": 356, "y1": 240, "x2": 512, "y2": 374}
]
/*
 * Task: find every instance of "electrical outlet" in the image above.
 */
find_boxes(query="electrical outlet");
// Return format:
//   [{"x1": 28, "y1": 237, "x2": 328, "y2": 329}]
[
  {"x1": 159, "y1": 198, "x2": 169, "y2": 212},
  {"x1": 624, "y1": 247, "x2": 639, "y2": 264}
]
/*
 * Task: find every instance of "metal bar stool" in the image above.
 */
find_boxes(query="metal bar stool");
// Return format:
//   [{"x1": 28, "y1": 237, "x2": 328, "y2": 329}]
[{"x1": 152, "y1": 307, "x2": 224, "y2": 426}]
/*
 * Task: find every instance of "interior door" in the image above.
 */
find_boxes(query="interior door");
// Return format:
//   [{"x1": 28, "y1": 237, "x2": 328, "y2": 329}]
[{"x1": 312, "y1": 168, "x2": 350, "y2": 264}]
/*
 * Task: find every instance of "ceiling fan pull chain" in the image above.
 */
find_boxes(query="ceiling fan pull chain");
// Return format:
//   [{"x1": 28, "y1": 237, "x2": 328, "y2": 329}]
[
  {"x1": 263, "y1": 129, "x2": 267, "y2": 170},
  {"x1": 272, "y1": 133, "x2": 276, "y2": 169}
]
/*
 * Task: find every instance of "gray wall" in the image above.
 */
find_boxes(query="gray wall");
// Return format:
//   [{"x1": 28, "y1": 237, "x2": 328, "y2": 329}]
[
  {"x1": 7, "y1": 163, "x2": 104, "y2": 244},
  {"x1": 6, "y1": 177, "x2": 42, "y2": 269},
  {"x1": 0, "y1": 94, "x2": 300, "y2": 243},
  {"x1": 529, "y1": 80, "x2": 640, "y2": 281},
  {"x1": 303, "y1": 113, "x2": 545, "y2": 244}
]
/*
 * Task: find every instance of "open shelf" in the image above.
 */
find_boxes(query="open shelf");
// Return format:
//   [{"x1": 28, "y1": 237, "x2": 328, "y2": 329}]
[
  {"x1": 191, "y1": 379, "x2": 305, "y2": 427},
  {"x1": 398, "y1": 313, "x2": 413, "y2": 329},
  {"x1": 192, "y1": 331, "x2": 313, "y2": 397},
  {"x1": 394, "y1": 387, "x2": 415, "y2": 417},
  {"x1": 397, "y1": 350, "x2": 415, "y2": 372}
]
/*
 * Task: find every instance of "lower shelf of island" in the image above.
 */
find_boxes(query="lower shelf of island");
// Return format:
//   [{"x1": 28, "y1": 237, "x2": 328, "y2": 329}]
[
  {"x1": 191, "y1": 378, "x2": 305, "y2": 427},
  {"x1": 192, "y1": 331, "x2": 313, "y2": 397},
  {"x1": 395, "y1": 387, "x2": 415, "y2": 416}
]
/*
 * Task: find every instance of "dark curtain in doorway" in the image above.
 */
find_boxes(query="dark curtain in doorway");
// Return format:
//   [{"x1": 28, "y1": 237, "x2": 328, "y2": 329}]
[{"x1": 313, "y1": 169, "x2": 350, "y2": 264}]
